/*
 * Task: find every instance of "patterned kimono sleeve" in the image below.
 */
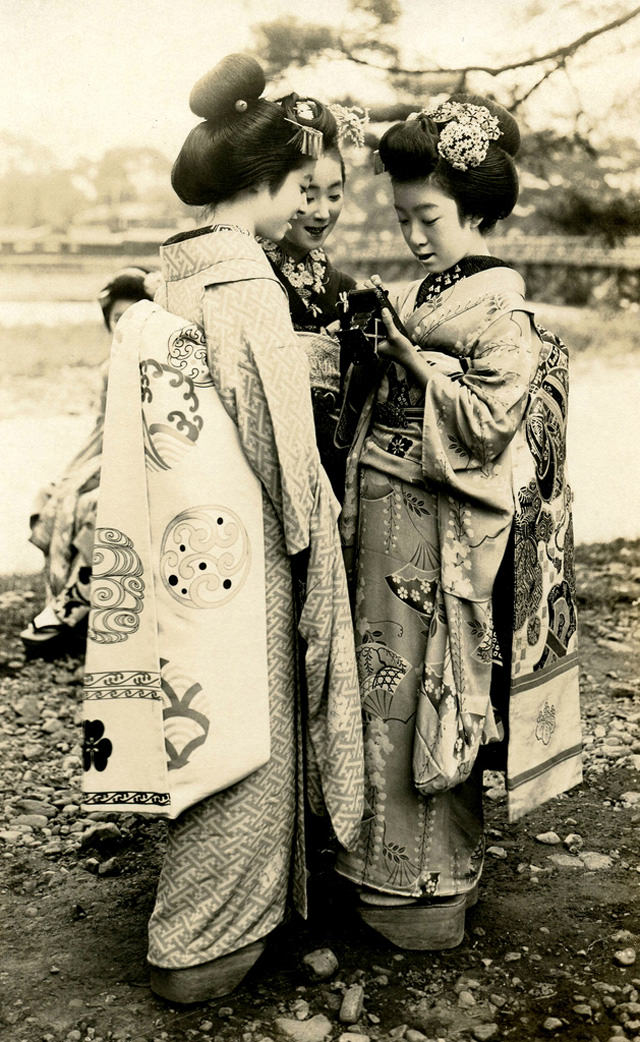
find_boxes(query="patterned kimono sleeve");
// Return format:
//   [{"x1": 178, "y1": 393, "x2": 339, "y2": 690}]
[
  {"x1": 421, "y1": 308, "x2": 533, "y2": 483},
  {"x1": 202, "y1": 277, "x2": 320, "y2": 554},
  {"x1": 202, "y1": 278, "x2": 364, "y2": 847}
]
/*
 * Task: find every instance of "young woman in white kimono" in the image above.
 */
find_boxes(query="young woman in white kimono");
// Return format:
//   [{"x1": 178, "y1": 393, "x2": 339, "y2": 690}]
[
  {"x1": 81, "y1": 54, "x2": 364, "y2": 1003},
  {"x1": 336, "y1": 96, "x2": 581, "y2": 949}
]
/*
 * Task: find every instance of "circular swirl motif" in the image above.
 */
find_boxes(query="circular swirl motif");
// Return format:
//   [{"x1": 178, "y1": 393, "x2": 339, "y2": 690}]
[
  {"x1": 167, "y1": 326, "x2": 213, "y2": 386},
  {"x1": 160, "y1": 506, "x2": 251, "y2": 608}
]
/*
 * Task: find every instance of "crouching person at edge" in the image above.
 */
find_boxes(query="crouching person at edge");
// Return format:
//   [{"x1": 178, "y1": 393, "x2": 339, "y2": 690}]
[
  {"x1": 80, "y1": 53, "x2": 364, "y2": 1004},
  {"x1": 335, "y1": 95, "x2": 581, "y2": 949}
]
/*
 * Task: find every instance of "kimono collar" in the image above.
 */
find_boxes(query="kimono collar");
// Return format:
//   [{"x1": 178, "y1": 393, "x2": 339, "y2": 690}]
[{"x1": 160, "y1": 225, "x2": 282, "y2": 289}]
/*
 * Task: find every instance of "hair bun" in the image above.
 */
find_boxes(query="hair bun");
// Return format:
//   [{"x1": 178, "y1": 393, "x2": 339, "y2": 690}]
[{"x1": 189, "y1": 53, "x2": 265, "y2": 125}]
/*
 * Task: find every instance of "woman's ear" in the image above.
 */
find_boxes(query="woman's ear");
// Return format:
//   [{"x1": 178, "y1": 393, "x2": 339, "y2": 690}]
[{"x1": 468, "y1": 213, "x2": 483, "y2": 230}]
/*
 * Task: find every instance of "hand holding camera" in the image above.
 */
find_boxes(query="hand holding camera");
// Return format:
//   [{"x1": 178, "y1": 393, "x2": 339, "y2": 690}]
[{"x1": 337, "y1": 275, "x2": 414, "y2": 370}]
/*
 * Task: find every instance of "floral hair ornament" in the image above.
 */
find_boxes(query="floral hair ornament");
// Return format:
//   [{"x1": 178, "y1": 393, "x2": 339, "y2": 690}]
[
  {"x1": 428, "y1": 100, "x2": 501, "y2": 172},
  {"x1": 328, "y1": 103, "x2": 370, "y2": 148}
]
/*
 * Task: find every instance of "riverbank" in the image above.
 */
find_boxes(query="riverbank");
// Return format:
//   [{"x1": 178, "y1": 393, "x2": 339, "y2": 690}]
[{"x1": 1, "y1": 303, "x2": 638, "y2": 575}]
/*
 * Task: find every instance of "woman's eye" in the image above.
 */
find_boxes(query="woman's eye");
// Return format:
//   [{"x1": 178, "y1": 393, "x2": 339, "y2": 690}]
[{"x1": 329, "y1": 195, "x2": 342, "y2": 203}]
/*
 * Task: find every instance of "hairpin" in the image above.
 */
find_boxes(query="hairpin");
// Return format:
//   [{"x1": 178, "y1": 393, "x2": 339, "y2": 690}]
[
  {"x1": 328, "y1": 104, "x2": 369, "y2": 149},
  {"x1": 373, "y1": 150, "x2": 385, "y2": 175},
  {"x1": 284, "y1": 118, "x2": 323, "y2": 158}
]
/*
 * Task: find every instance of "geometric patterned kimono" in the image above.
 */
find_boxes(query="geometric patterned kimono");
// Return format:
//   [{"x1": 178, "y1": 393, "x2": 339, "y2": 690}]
[
  {"x1": 82, "y1": 225, "x2": 364, "y2": 968},
  {"x1": 336, "y1": 258, "x2": 580, "y2": 899}
]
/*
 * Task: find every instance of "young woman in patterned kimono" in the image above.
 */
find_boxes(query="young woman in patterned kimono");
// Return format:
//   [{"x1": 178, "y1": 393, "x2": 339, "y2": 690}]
[
  {"x1": 81, "y1": 54, "x2": 364, "y2": 1003},
  {"x1": 336, "y1": 95, "x2": 581, "y2": 949},
  {"x1": 260, "y1": 98, "x2": 364, "y2": 499},
  {"x1": 21, "y1": 268, "x2": 158, "y2": 655}
]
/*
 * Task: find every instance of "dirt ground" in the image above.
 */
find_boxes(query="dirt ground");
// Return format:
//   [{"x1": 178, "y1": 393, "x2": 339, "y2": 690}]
[{"x1": 1, "y1": 540, "x2": 639, "y2": 1042}]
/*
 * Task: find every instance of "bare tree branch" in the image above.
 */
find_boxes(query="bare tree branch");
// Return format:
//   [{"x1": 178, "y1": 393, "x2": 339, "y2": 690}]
[
  {"x1": 337, "y1": 3, "x2": 640, "y2": 76},
  {"x1": 511, "y1": 61, "x2": 566, "y2": 110}
]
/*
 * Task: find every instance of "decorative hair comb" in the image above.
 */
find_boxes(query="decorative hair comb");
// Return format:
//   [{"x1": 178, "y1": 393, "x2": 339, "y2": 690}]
[
  {"x1": 328, "y1": 103, "x2": 369, "y2": 149},
  {"x1": 294, "y1": 99, "x2": 319, "y2": 122},
  {"x1": 284, "y1": 118, "x2": 323, "y2": 158}
]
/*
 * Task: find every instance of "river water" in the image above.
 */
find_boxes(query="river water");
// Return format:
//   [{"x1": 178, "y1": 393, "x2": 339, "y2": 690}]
[{"x1": 0, "y1": 301, "x2": 638, "y2": 575}]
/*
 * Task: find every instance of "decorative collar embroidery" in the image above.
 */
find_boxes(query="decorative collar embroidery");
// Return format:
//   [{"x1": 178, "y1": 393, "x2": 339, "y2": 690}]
[
  {"x1": 259, "y1": 239, "x2": 328, "y2": 307},
  {"x1": 416, "y1": 256, "x2": 512, "y2": 306}
]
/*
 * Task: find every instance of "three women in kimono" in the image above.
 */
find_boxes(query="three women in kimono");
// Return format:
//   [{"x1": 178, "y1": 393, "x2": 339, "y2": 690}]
[
  {"x1": 84, "y1": 51, "x2": 580, "y2": 1000},
  {"x1": 336, "y1": 96, "x2": 580, "y2": 948}
]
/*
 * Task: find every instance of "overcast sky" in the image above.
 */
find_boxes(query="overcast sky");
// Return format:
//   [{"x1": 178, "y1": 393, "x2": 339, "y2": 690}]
[{"x1": 3, "y1": 0, "x2": 639, "y2": 164}]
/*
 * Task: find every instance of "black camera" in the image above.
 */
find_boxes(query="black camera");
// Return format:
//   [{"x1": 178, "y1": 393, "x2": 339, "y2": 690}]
[{"x1": 337, "y1": 282, "x2": 409, "y2": 366}]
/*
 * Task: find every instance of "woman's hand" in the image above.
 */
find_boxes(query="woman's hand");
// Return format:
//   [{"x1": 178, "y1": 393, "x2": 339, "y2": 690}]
[{"x1": 376, "y1": 308, "x2": 416, "y2": 368}]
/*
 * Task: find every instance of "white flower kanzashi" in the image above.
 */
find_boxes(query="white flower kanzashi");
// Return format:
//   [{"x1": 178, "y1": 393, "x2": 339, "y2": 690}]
[
  {"x1": 427, "y1": 101, "x2": 502, "y2": 172},
  {"x1": 328, "y1": 103, "x2": 370, "y2": 148}
]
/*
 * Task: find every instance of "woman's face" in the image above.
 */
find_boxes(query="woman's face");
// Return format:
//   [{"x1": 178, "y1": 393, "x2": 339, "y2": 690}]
[
  {"x1": 255, "y1": 162, "x2": 315, "y2": 243},
  {"x1": 393, "y1": 179, "x2": 483, "y2": 273},
  {"x1": 108, "y1": 297, "x2": 136, "y2": 330},
  {"x1": 283, "y1": 154, "x2": 344, "y2": 258}
]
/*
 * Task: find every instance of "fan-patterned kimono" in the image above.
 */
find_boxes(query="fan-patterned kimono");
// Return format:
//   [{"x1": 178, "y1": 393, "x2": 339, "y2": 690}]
[{"x1": 336, "y1": 256, "x2": 581, "y2": 899}]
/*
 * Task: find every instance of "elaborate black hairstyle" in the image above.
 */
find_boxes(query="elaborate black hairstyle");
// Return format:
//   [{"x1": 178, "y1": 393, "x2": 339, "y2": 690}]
[
  {"x1": 171, "y1": 54, "x2": 319, "y2": 208},
  {"x1": 378, "y1": 93, "x2": 520, "y2": 232},
  {"x1": 98, "y1": 266, "x2": 157, "y2": 330}
]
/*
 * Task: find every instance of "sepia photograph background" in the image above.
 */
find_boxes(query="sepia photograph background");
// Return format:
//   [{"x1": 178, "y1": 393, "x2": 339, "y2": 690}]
[{"x1": 1, "y1": 3, "x2": 640, "y2": 1040}]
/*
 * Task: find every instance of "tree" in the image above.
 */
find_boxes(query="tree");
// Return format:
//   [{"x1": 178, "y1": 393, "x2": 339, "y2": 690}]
[
  {"x1": 252, "y1": 0, "x2": 640, "y2": 242},
  {"x1": 253, "y1": 1, "x2": 640, "y2": 125}
]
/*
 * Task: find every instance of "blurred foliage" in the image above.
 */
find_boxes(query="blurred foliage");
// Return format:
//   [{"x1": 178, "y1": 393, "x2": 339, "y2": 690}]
[
  {"x1": 252, "y1": 1, "x2": 640, "y2": 246},
  {"x1": 538, "y1": 189, "x2": 640, "y2": 245},
  {"x1": 256, "y1": 20, "x2": 340, "y2": 74},
  {"x1": 0, "y1": 136, "x2": 185, "y2": 231},
  {"x1": 254, "y1": 0, "x2": 403, "y2": 78},
  {"x1": 507, "y1": 131, "x2": 640, "y2": 242}
]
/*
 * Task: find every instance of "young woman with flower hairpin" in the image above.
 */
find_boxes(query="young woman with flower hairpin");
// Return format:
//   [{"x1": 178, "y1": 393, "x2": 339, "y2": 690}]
[
  {"x1": 259, "y1": 99, "x2": 368, "y2": 498},
  {"x1": 80, "y1": 53, "x2": 364, "y2": 1003},
  {"x1": 336, "y1": 94, "x2": 581, "y2": 949}
]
